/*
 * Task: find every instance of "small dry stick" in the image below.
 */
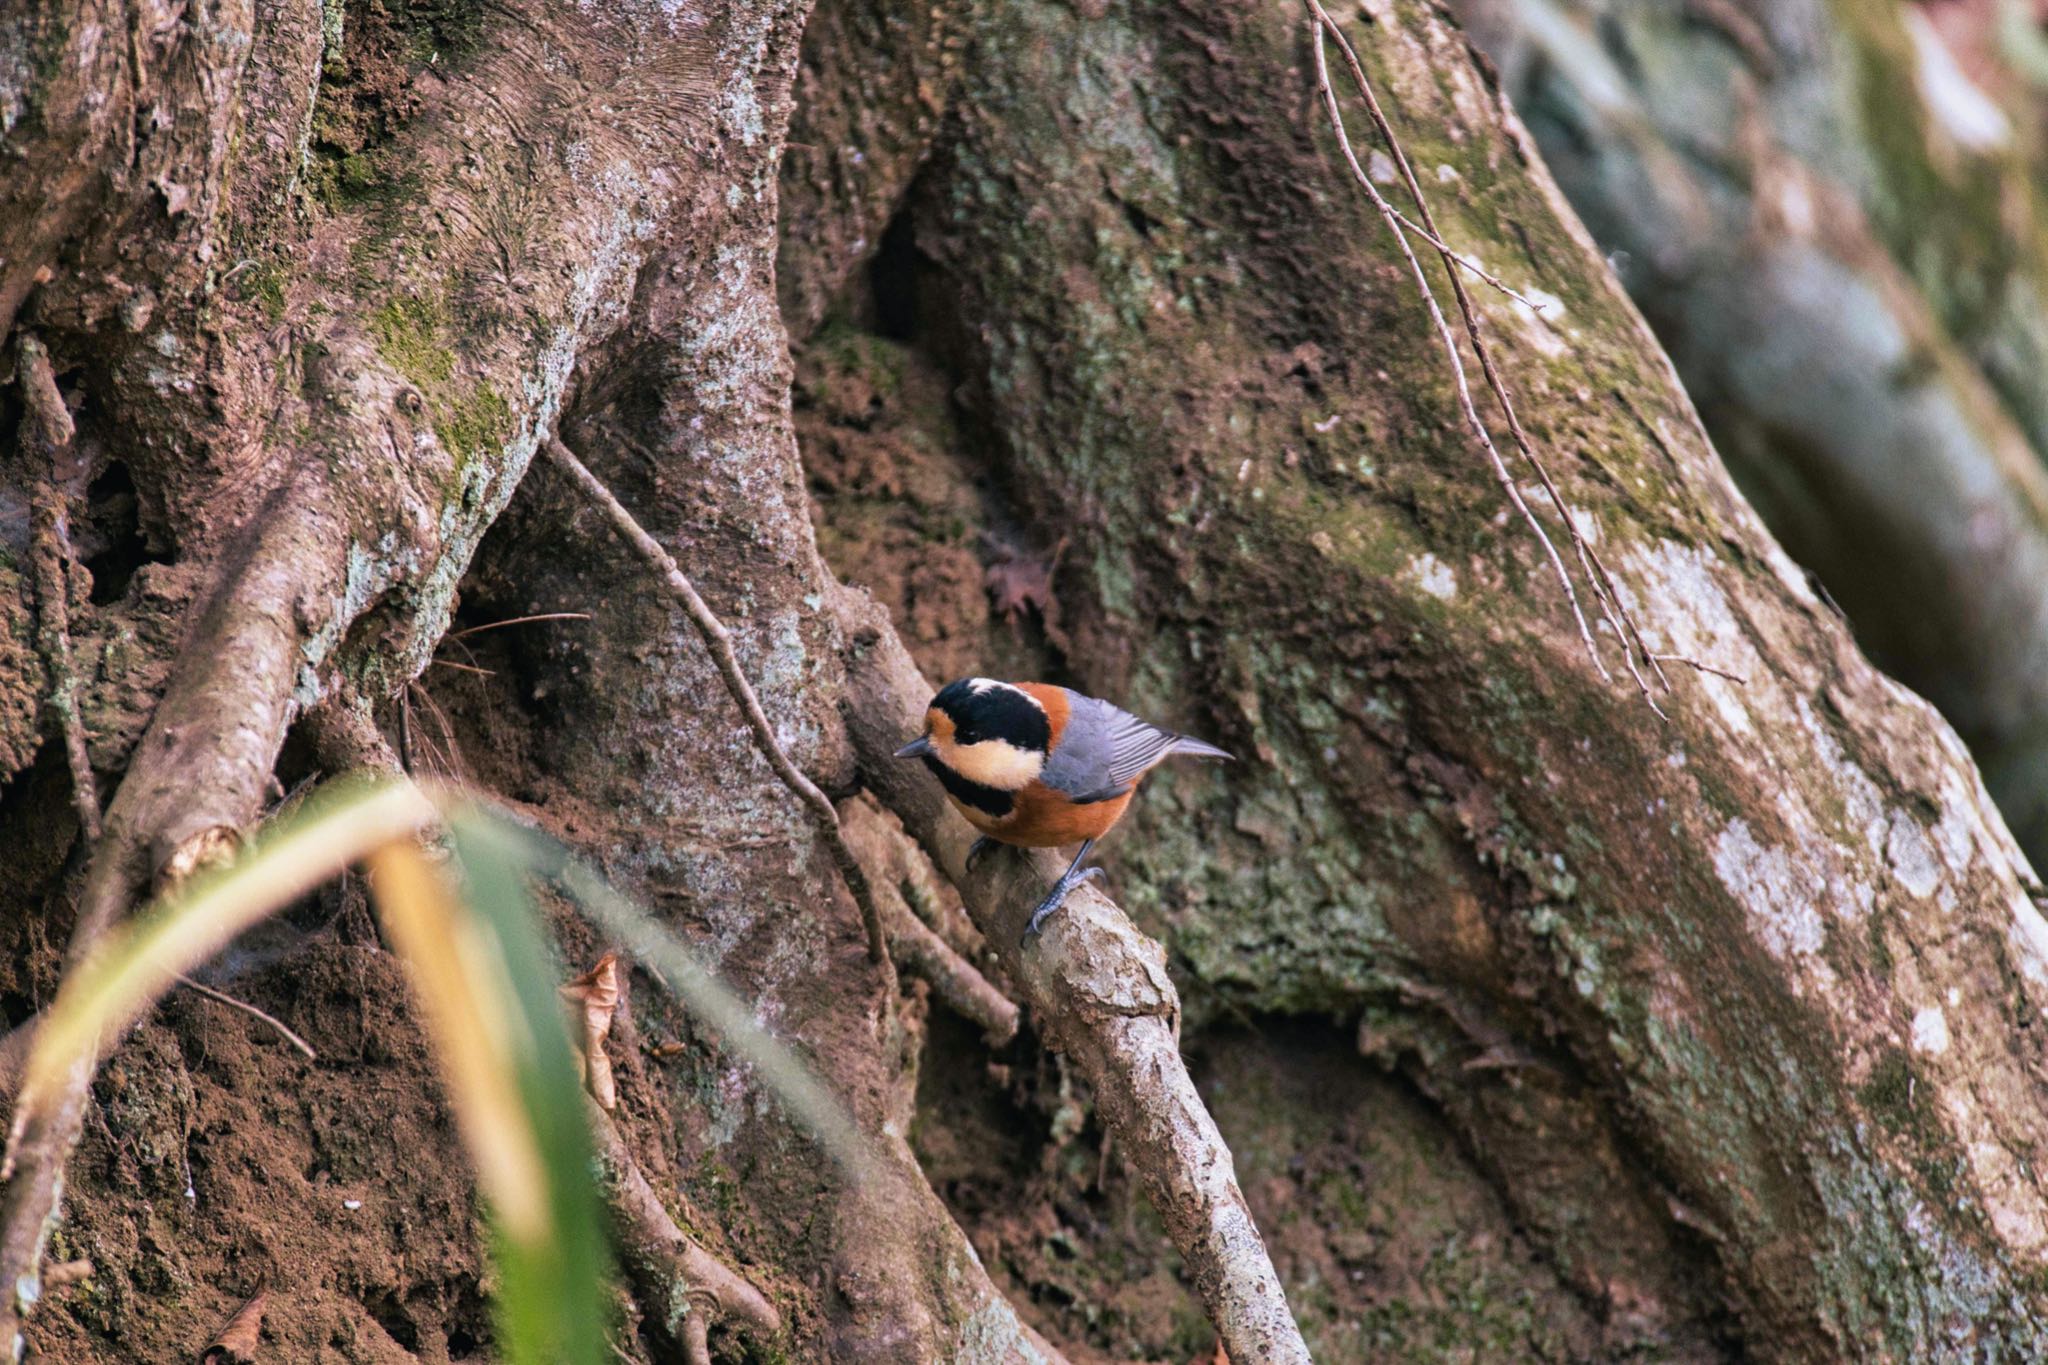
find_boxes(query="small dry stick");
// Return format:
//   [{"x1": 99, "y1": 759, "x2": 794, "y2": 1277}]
[
  {"x1": 177, "y1": 976, "x2": 318, "y2": 1059},
  {"x1": 1651, "y1": 654, "x2": 1748, "y2": 685},
  {"x1": 449, "y1": 611, "x2": 593, "y2": 637},
  {"x1": 544, "y1": 438, "x2": 892, "y2": 967},
  {"x1": 1384, "y1": 206, "x2": 1552, "y2": 313}
]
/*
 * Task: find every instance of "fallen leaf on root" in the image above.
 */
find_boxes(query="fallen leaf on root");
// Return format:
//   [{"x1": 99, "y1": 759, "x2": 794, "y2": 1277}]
[
  {"x1": 560, "y1": 952, "x2": 620, "y2": 1109},
  {"x1": 983, "y1": 535, "x2": 1066, "y2": 624}
]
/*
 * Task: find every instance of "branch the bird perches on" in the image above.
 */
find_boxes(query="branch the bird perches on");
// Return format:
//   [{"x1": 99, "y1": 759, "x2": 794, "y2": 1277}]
[{"x1": 833, "y1": 583, "x2": 1314, "y2": 1364}]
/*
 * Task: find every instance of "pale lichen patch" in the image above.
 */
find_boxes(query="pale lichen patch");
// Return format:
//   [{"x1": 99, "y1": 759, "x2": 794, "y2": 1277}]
[
  {"x1": 1622, "y1": 541, "x2": 1757, "y2": 736},
  {"x1": 1910, "y1": 1005, "x2": 1949, "y2": 1056},
  {"x1": 2008, "y1": 893, "x2": 2048, "y2": 991},
  {"x1": 1712, "y1": 819, "x2": 1832, "y2": 989},
  {"x1": 1792, "y1": 697, "x2": 1887, "y2": 857},
  {"x1": 1886, "y1": 809, "x2": 1944, "y2": 901},
  {"x1": 1405, "y1": 552, "x2": 1457, "y2": 601}
]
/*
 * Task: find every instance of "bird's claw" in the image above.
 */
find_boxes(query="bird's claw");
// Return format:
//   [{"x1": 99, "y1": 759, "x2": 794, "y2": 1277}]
[
  {"x1": 1019, "y1": 866, "x2": 1103, "y2": 945},
  {"x1": 966, "y1": 835, "x2": 997, "y2": 875}
]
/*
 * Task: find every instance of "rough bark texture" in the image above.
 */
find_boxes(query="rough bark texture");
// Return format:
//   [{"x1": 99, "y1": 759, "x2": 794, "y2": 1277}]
[{"x1": 5, "y1": 0, "x2": 2048, "y2": 1359}]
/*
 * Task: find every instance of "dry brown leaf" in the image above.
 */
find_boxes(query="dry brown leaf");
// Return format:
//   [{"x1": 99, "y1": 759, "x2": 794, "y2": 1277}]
[
  {"x1": 560, "y1": 952, "x2": 620, "y2": 1109},
  {"x1": 982, "y1": 535, "x2": 1066, "y2": 623},
  {"x1": 200, "y1": 1286, "x2": 267, "y2": 1363}
]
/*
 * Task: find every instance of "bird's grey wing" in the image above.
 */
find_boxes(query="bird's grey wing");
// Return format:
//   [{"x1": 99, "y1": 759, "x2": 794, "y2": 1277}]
[{"x1": 1041, "y1": 691, "x2": 1183, "y2": 802}]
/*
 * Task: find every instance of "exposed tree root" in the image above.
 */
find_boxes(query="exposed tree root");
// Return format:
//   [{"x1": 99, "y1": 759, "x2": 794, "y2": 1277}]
[
  {"x1": 832, "y1": 583, "x2": 1311, "y2": 1365},
  {"x1": 884, "y1": 879, "x2": 1019, "y2": 1046},
  {"x1": 571, "y1": 957, "x2": 780, "y2": 1355},
  {"x1": 18, "y1": 336, "x2": 99, "y2": 841},
  {"x1": 588, "y1": 1103, "x2": 783, "y2": 1360},
  {"x1": 173, "y1": 977, "x2": 317, "y2": 1061},
  {"x1": 842, "y1": 798, "x2": 1018, "y2": 1044}
]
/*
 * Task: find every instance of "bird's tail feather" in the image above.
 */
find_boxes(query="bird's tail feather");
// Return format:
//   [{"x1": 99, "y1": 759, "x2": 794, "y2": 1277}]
[{"x1": 1168, "y1": 736, "x2": 1233, "y2": 762}]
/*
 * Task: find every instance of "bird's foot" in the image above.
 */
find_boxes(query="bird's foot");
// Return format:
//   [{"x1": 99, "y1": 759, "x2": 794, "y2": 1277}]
[
  {"x1": 1020, "y1": 866, "x2": 1104, "y2": 945},
  {"x1": 966, "y1": 835, "x2": 998, "y2": 875}
]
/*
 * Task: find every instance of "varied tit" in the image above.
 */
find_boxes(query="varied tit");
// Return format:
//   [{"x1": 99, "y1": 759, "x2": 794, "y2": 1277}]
[{"x1": 894, "y1": 678, "x2": 1232, "y2": 943}]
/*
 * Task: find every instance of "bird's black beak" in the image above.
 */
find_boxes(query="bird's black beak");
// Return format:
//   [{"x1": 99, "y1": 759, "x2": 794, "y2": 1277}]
[{"x1": 894, "y1": 736, "x2": 934, "y2": 759}]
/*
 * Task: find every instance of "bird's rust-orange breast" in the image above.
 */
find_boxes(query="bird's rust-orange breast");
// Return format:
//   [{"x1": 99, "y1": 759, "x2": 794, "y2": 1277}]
[{"x1": 997, "y1": 782, "x2": 1134, "y2": 847}]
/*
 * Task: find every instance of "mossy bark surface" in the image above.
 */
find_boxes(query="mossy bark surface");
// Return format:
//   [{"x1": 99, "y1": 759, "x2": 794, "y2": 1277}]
[
  {"x1": 1457, "y1": 0, "x2": 2048, "y2": 864},
  {"x1": 3, "y1": 0, "x2": 2047, "y2": 1359}
]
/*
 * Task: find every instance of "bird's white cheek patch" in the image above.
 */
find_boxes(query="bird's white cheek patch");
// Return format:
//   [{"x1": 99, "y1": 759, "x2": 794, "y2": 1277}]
[{"x1": 947, "y1": 739, "x2": 1044, "y2": 790}]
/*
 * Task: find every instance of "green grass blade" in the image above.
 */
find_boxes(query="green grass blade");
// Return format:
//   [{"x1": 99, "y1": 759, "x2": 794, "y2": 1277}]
[
  {"x1": 443, "y1": 812, "x2": 615, "y2": 1365},
  {"x1": 12, "y1": 779, "x2": 436, "y2": 1140},
  {"x1": 495, "y1": 819, "x2": 873, "y2": 1181}
]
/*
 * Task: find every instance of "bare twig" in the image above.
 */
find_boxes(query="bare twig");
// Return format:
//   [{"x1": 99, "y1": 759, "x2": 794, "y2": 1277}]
[
  {"x1": 1305, "y1": 4, "x2": 1677, "y2": 710},
  {"x1": 1651, "y1": 654, "x2": 1748, "y2": 685},
  {"x1": 427, "y1": 657, "x2": 496, "y2": 677},
  {"x1": 176, "y1": 976, "x2": 318, "y2": 1060},
  {"x1": 449, "y1": 611, "x2": 592, "y2": 637},
  {"x1": 544, "y1": 438, "x2": 892, "y2": 968},
  {"x1": 18, "y1": 337, "x2": 102, "y2": 837},
  {"x1": 833, "y1": 584, "x2": 1311, "y2": 1364},
  {"x1": 1384, "y1": 206, "x2": 1552, "y2": 312}
]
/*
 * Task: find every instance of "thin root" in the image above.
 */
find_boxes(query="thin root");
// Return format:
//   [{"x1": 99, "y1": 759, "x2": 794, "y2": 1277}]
[
  {"x1": 177, "y1": 976, "x2": 318, "y2": 1060},
  {"x1": 18, "y1": 336, "x2": 101, "y2": 838},
  {"x1": 545, "y1": 438, "x2": 894, "y2": 969}
]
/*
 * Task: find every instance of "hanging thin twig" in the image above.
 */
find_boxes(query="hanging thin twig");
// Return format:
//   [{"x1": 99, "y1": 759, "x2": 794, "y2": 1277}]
[
  {"x1": 544, "y1": 438, "x2": 893, "y2": 968},
  {"x1": 1304, "y1": 3, "x2": 1692, "y2": 712},
  {"x1": 449, "y1": 611, "x2": 592, "y2": 638},
  {"x1": 1385, "y1": 206, "x2": 1553, "y2": 313}
]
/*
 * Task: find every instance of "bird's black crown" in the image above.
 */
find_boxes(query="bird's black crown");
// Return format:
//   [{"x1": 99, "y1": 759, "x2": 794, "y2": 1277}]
[{"x1": 932, "y1": 678, "x2": 1052, "y2": 753}]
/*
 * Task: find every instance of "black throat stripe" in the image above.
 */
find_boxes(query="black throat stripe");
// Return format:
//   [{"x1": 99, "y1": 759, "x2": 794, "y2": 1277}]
[{"x1": 923, "y1": 755, "x2": 1014, "y2": 817}]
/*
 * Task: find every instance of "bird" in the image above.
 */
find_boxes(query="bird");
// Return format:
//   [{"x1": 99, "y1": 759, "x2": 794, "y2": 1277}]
[{"x1": 894, "y1": 678, "x2": 1232, "y2": 943}]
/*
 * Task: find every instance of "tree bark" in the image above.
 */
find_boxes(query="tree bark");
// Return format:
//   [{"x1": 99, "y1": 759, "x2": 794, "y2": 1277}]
[{"x1": 3, "y1": 0, "x2": 2046, "y2": 1359}]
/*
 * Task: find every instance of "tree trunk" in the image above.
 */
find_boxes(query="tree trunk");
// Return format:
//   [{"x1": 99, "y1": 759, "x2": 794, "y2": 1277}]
[{"x1": 2, "y1": 0, "x2": 2044, "y2": 1361}]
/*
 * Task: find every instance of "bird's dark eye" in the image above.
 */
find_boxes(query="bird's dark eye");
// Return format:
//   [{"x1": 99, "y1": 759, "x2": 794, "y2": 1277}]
[{"x1": 955, "y1": 727, "x2": 979, "y2": 745}]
